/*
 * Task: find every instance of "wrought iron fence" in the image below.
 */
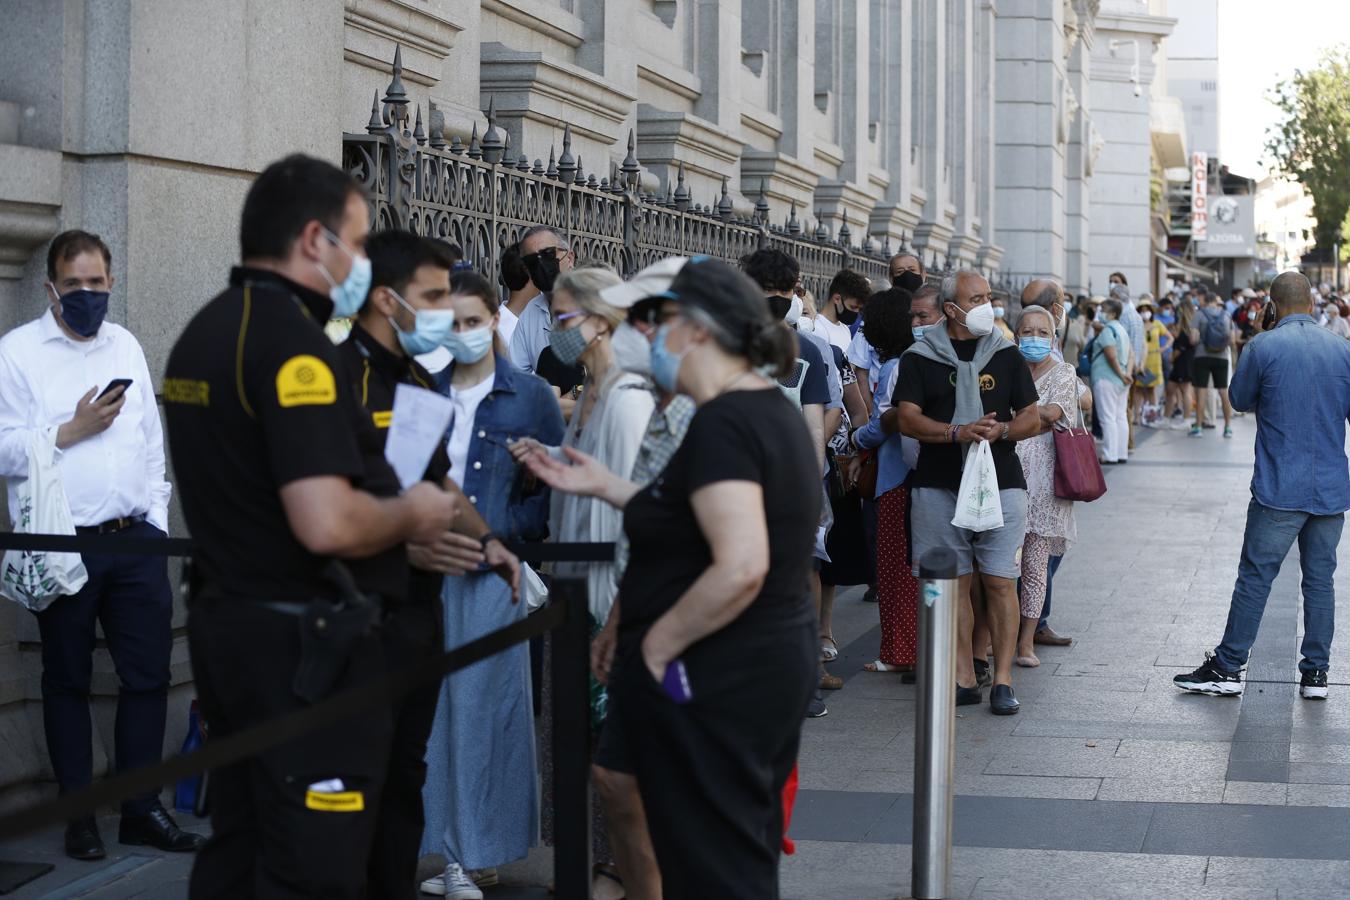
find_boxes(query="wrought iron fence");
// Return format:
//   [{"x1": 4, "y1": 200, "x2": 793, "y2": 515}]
[{"x1": 343, "y1": 47, "x2": 1018, "y2": 299}]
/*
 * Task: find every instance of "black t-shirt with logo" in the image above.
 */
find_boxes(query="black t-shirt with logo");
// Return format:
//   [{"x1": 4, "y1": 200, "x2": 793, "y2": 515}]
[
  {"x1": 893, "y1": 340, "x2": 1038, "y2": 492},
  {"x1": 163, "y1": 268, "x2": 407, "y2": 604}
]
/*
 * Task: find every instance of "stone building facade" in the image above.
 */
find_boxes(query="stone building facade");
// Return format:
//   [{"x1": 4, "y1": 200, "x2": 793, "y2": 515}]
[{"x1": 0, "y1": 0, "x2": 1175, "y2": 806}]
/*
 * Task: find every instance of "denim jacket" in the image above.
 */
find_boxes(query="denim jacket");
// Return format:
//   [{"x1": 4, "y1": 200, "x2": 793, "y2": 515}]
[
  {"x1": 853, "y1": 357, "x2": 918, "y2": 498},
  {"x1": 437, "y1": 355, "x2": 566, "y2": 539},
  {"x1": 1229, "y1": 314, "x2": 1350, "y2": 515}
]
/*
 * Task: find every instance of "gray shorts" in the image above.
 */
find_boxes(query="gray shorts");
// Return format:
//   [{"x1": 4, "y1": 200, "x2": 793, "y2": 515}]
[{"x1": 910, "y1": 487, "x2": 1028, "y2": 580}]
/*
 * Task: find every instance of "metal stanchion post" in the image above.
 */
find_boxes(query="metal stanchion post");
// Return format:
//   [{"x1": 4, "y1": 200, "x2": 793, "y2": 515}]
[
  {"x1": 912, "y1": 548, "x2": 959, "y2": 900},
  {"x1": 550, "y1": 577, "x2": 592, "y2": 900}
]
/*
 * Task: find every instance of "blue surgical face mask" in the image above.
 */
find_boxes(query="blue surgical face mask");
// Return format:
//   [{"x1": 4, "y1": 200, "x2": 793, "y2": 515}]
[
  {"x1": 386, "y1": 289, "x2": 456, "y2": 356},
  {"x1": 650, "y1": 324, "x2": 687, "y2": 393},
  {"x1": 317, "y1": 227, "x2": 373, "y2": 318},
  {"x1": 1159, "y1": 313, "x2": 1176, "y2": 325},
  {"x1": 49, "y1": 284, "x2": 110, "y2": 338},
  {"x1": 443, "y1": 325, "x2": 495, "y2": 364},
  {"x1": 1018, "y1": 336, "x2": 1053, "y2": 362},
  {"x1": 911, "y1": 318, "x2": 943, "y2": 343}
]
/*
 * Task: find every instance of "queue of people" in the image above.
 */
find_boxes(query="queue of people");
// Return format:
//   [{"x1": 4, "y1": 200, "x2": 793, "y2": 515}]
[{"x1": 14, "y1": 150, "x2": 1238, "y2": 899}]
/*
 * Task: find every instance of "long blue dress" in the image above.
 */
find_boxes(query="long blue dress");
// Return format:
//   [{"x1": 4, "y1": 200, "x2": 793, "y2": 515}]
[{"x1": 420, "y1": 356, "x2": 564, "y2": 869}]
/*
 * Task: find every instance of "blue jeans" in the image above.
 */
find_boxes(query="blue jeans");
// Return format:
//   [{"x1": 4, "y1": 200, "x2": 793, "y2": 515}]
[{"x1": 1214, "y1": 499, "x2": 1343, "y2": 674}]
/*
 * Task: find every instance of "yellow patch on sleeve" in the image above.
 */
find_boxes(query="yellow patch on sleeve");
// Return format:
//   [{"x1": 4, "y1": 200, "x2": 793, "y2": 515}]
[
  {"x1": 276, "y1": 355, "x2": 337, "y2": 408},
  {"x1": 304, "y1": 789, "x2": 364, "y2": 812},
  {"x1": 372, "y1": 410, "x2": 393, "y2": 428}
]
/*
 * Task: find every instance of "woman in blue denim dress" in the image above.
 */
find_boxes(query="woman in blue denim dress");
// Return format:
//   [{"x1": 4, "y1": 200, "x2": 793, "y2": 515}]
[{"x1": 419, "y1": 272, "x2": 565, "y2": 898}]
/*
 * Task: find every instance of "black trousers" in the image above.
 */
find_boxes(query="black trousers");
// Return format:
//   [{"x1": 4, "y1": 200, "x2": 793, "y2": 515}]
[
  {"x1": 187, "y1": 595, "x2": 393, "y2": 900},
  {"x1": 367, "y1": 599, "x2": 443, "y2": 899},
  {"x1": 612, "y1": 618, "x2": 816, "y2": 900},
  {"x1": 34, "y1": 521, "x2": 172, "y2": 817}
]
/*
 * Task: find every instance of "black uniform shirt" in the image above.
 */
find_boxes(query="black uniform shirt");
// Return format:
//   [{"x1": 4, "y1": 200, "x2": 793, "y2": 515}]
[
  {"x1": 337, "y1": 322, "x2": 450, "y2": 605},
  {"x1": 163, "y1": 267, "x2": 407, "y2": 604}
]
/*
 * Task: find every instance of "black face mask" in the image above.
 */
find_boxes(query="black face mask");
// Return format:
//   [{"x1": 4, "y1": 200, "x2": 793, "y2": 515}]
[
  {"x1": 837, "y1": 305, "x2": 859, "y2": 326},
  {"x1": 766, "y1": 295, "x2": 792, "y2": 321},
  {"x1": 523, "y1": 250, "x2": 563, "y2": 293},
  {"x1": 894, "y1": 270, "x2": 924, "y2": 293}
]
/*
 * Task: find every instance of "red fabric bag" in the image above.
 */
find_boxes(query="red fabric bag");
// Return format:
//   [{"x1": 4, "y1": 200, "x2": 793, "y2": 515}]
[{"x1": 1053, "y1": 423, "x2": 1107, "y2": 502}]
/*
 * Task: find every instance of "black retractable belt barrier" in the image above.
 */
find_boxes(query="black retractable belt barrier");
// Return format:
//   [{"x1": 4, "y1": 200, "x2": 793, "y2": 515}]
[
  {"x1": 0, "y1": 531, "x2": 612, "y2": 565},
  {"x1": 0, "y1": 532, "x2": 610, "y2": 900}
]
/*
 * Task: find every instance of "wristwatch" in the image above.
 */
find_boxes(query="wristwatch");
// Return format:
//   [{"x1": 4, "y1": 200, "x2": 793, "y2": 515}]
[
  {"x1": 479, "y1": 531, "x2": 504, "y2": 551},
  {"x1": 1000, "y1": 423, "x2": 1010, "y2": 441}
]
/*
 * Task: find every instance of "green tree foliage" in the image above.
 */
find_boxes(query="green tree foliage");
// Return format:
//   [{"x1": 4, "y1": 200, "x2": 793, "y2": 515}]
[{"x1": 1265, "y1": 46, "x2": 1350, "y2": 251}]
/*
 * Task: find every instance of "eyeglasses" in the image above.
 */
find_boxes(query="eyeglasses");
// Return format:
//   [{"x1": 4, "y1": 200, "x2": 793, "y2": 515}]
[{"x1": 553, "y1": 310, "x2": 590, "y2": 327}]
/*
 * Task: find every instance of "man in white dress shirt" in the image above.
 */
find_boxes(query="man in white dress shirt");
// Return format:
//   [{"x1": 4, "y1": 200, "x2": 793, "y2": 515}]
[{"x1": 0, "y1": 230, "x2": 201, "y2": 859}]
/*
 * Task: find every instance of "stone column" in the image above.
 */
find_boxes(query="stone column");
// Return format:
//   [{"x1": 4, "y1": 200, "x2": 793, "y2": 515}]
[
  {"x1": 1064, "y1": 5, "x2": 1095, "y2": 295},
  {"x1": 974, "y1": 0, "x2": 1004, "y2": 278},
  {"x1": 1088, "y1": 4, "x2": 1175, "y2": 290},
  {"x1": 995, "y1": 0, "x2": 1069, "y2": 282},
  {"x1": 912, "y1": 0, "x2": 954, "y2": 263},
  {"x1": 868, "y1": 0, "x2": 922, "y2": 248}
]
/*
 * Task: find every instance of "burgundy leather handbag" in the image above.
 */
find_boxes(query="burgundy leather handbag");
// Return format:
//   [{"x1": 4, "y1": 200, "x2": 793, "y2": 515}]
[{"x1": 1052, "y1": 405, "x2": 1107, "y2": 502}]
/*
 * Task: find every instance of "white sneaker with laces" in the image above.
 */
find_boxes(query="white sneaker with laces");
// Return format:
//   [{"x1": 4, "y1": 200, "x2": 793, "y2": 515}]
[{"x1": 420, "y1": 863, "x2": 484, "y2": 899}]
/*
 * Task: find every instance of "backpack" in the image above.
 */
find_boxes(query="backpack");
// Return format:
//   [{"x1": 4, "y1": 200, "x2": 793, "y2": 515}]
[
  {"x1": 1201, "y1": 309, "x2": 1231, "y2": 353},
  {"x1": 1076, "y1": 334, "x2": 1095, "y2": 378}
]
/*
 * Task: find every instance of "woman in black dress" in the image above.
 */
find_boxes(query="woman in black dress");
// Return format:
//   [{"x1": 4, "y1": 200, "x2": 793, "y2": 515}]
[{"x1": 519, "y1": 257, "x2": 820, "y2": 899}]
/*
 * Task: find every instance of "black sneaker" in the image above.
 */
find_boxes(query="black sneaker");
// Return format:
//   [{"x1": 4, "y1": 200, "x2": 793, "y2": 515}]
[
  {"x1": 1174, "y1": 652, "x2": 1244, "y2": 696},
  {"x1": 805, "y1": 689, "x2": 828, "y2": 718},
  {"x1": 973, "y1": 658, "x2": 992, "y2": 688},
  {"x1": 1300, "y1": 669, "x2": 1329, "y2": 700}
]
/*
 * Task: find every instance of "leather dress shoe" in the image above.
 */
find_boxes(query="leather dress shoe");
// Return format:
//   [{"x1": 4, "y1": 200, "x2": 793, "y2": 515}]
[
  {"x1": 956, "y1": 684, "x2": 982, "y2": 706},
  {"x1": 990, "y1": 684, "x2": 1020, "y2": 716},
  {"x1": 119, "y1": 804, "x2": 205, "y2": 852},
  {"x1": 65, "y1": 817, "x2": 106, "y2": 860},
  {"x1": 1034, "y1": 627, "x2": 1072, "y2": 647}
]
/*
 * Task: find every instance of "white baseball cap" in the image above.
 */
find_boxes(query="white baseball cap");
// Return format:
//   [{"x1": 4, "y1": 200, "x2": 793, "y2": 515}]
[{"x1": 599, "y1": 257, "x2": 691, "y2": 309}]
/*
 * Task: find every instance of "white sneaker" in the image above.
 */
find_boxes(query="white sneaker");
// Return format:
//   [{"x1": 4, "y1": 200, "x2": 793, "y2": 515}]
[{"x1": 420, "y1": 863, "x2": 484, "y2": 899}]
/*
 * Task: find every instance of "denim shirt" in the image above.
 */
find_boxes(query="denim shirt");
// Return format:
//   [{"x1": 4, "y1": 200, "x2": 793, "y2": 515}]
[
  {"x1": 436, "y1": 355, "x2": 566, "y2": 539},
  {"x1": 853, "y1": 357, "x2": 917, "y2": 498},
  {"x1": 1229, "y1": 314, "x2": 1350, "y2": 515}
]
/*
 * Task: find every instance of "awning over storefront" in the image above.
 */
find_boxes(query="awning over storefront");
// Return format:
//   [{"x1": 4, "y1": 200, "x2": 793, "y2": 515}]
[{"x1": 1155, "y1": 250, "x2": 1217, "y2": 283}]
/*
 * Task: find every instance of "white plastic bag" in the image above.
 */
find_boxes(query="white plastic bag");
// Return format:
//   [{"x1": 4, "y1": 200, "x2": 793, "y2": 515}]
[
  {"x1": 951, "y1": 439, "x2": 1004, "y2": 533},
  {"x1": 521, "y1": 563, "x2": 550, "y2": 611},
  {"x1": 1, "y1": 429, "x2": 88, "y2": 611}
]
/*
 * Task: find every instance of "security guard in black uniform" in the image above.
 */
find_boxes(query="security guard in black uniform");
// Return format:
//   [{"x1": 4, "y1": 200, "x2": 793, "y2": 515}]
[
  {"x1": 162, "y1": 155, "x2": 458, "y2": 899},
  {"x1": 338, "y1": 229, "x2": 520, "y2": 897}
]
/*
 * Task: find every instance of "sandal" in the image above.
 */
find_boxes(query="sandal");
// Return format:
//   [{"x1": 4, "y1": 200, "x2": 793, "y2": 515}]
[
  {"x1": 863, "y1": 660, "x2": 914, "y2": 673},
  {"x1": 821, "y1": 635, "x2": 839, "y2": 662}
]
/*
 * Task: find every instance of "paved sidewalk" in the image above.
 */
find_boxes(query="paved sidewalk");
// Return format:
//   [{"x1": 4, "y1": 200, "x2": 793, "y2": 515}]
[
  {"x1": 6, "y1": 414, "x2": 1349, "y2": 898},
  {"x1": 781, "y1": 414, "x2": 1350, "y2": 898}
]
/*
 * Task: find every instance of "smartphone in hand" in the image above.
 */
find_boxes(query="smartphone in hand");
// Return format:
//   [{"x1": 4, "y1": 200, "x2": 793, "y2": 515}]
[{"x1": 96, "y1": 378, "x2": 133, "y2": 402}]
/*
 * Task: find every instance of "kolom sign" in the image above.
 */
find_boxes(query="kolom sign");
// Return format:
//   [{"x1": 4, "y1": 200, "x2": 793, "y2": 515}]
[{"x1": 1190, "y1": 151, "x2": 1208, "y2": 241}]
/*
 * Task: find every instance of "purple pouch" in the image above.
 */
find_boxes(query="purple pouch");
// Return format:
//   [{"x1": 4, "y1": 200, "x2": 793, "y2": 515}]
[{"x1": 661, "y1": 659, "x2": 693, "y2": 705}]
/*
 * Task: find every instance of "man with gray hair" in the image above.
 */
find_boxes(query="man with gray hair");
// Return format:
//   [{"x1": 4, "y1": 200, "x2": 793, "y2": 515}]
[
  {"x1": 894, "y1": 269, "x2": 1041, "y2": 715},
  {"x1": 508, "y1": 225, "x2": 575, "y2": 373},
  {"x1": 1176, "y1": 272, "x2": 1350, "y2": 700}
]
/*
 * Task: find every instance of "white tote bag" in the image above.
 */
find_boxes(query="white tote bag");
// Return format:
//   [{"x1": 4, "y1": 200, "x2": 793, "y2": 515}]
[
  {"x1": 950, "y1": 439, "x2": 1004, "y2": 533},
  {"x1": 1, "y1": 429, "x2": 88, "y2": 611}
]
